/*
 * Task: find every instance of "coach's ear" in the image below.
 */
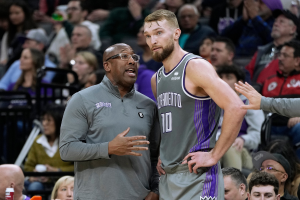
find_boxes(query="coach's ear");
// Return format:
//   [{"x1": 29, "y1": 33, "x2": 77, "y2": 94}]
[
  {"x1": 103, "y1": 61, "x2": 111, "y2": 72},
  {"x1": 174, "y1": 28, "x2": 181, "y2": 41}
]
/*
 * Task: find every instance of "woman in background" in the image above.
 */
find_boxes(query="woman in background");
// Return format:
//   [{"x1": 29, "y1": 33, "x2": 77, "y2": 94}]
[{"x1": 51, "y1": 176, "x2": 74, "y2": 200}]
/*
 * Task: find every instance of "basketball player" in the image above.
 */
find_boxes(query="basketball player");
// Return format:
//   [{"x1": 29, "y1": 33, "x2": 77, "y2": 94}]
[{"x1": 144, "y1": 10, "x2": 247, "y2": 200}]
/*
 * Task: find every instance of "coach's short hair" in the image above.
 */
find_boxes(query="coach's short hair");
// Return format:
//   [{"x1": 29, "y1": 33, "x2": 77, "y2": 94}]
[
  {"x1": 249, "y1": 172, "x2": 279, "y2": 195},
  {"x1": 222, "y1": 167, "x2": 247, "y2": 190},
  {"x1": 144, "y1": 9, "x2": 179, "y2": 29}
]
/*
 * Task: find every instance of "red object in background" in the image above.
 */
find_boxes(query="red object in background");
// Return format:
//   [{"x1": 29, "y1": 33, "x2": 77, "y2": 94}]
[{"x1": 5, "y1": 188, "x2": 14, "y2": 200}]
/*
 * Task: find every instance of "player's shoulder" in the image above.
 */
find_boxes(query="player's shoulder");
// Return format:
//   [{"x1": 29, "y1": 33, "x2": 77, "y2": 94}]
[{"x1": 186, "y1": 57, "x2": 215, "y2": 74}]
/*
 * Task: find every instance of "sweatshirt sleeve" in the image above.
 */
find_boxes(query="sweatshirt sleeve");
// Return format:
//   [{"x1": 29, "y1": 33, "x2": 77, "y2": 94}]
[
  {"x1": 241, "y1": 108, "x2": 264, "y2": 150},
  {"x1": 24, "y1": 141, "x2": 38, "y2": 172},
  {"x1": 260, "y1": 96, "x2": 300, "y2": 117},
  {"x1": 148, "y1": 106, "x2": 161, "y2": 194},
  {"x1": 59, "y1": 93, "x2": 110, "y2": 161}
]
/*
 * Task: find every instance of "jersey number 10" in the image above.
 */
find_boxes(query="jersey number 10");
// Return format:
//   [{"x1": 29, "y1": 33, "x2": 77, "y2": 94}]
[{"x1": 161, "y1": 112, "x2": 172, "y2": 133}]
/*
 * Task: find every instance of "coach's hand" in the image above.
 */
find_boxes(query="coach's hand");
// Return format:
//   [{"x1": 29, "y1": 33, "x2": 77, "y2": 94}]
[
  {"x1": 108, "y1": 127, "x2": 149, "y2": 156},
  {"x1": 145, "y1": 192, "x2": 159, "y2": 200},
  {"x1": 182, "y1": 151, "x2": 217, "y2": 174},
  {"x1": 156, "y1": 156, "x2": 165, "y2": 176}
]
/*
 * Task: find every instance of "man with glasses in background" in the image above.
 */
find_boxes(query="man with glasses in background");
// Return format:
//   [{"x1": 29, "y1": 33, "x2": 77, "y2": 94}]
[
  {"x1": 60, "y1": 43, "x2": 160, "y2": 200},
  {"x1": 252, "y1": 151, "x2": 298, "y2": 200}
]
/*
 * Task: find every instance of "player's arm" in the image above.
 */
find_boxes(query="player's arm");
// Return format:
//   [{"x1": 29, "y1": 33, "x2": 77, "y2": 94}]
[
  {"x1": 183, "y1": 59, "x2": 247, "y2": 173},
  {"x1": 151, "y1": 73, "x2": 157, "y2": 99}
]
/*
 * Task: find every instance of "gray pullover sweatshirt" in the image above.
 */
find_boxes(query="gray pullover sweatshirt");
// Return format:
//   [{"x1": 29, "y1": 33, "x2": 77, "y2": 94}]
[
  {"x1": 261, "y1": 97, "x2": 300, "y2": 117},
  {"x1": 60, "y1": 76, "x2": 160, "y2": 200}
]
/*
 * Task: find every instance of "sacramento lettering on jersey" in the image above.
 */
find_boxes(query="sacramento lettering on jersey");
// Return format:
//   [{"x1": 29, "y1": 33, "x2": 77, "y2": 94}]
[{"x1": 157, "y1": 92, "x2": 182, "y2": 109}]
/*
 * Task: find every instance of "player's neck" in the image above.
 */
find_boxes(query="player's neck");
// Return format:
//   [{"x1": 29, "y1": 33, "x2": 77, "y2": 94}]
[{"x1": 162, "y1": 46, "x2": 187, "y2": 73}]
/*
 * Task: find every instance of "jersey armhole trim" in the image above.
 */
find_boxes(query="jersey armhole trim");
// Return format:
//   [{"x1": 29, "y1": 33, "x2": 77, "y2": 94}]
[{"x1": 182, "y1": 57, "x2": 211, "y2": 100}]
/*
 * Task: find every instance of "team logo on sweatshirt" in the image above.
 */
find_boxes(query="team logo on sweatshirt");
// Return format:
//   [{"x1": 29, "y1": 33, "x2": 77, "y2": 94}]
[
  {"x1": 95, "y1": 102, "x2": 111, "y2": 109},
  {"x1": 138, "y1": 112, "x2": 144, "y2": 118},
  {"x1": 200, "y1": 197, "x2": 216, "y2": 200},
  {"x1": 267, "y1": 82, "x2": 277, "y2": 91}
]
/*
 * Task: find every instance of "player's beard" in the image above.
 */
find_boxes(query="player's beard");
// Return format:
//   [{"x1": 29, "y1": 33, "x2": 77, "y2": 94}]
[{"x1": 152, "y1": 41, "x2": 174, "y2": 62}]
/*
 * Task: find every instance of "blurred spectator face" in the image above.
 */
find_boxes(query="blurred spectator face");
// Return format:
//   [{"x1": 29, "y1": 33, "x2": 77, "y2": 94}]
[
  {"x1": 199, "y1": 38, "x2": 213, "y2": 59},
  {"x1": 73, "y1": 55, "x2": 94, "y2": 84},
  {"x1": 22, "y1": 39, "x2": 43, "y2": 51},
  {"x1": 9, "y1": 5, "x2": 25, "y2": 26},
  {"x1": 137, "y1": 26, "x2": 147, "y2": 47},
  {"x1": 67, "y1": 1, "x2": 85, "y2": 24},
  {"x1": 178, "y1": 6, "x2": 199, "y2": 31},
  {"x1": 220, "y1": 73, "x2": 238, "y2": 92},
  {"x1": 278, "y1": 46, "x2": 300, "y2": 76},
  {"x1": 20, "y1": 49, "x2": 33, "y2": 71},
  {"x1": 84, "y1": 72, "x2": 97, "y2": 88},
  {"x1": 211, "y1": 42, "x2": 233, "y2": 67},
  {"x1": 258, "y1": 0, "x2": 272, "y2": 20},
  {"x1": 227, "y1": 0, "x2": 243, "y2": 8},
  {"x1": 166, "y1": 0, "x2": 184, "y2": 8},
  {"x1": 271, "y1": 15, "x2": 297, "y2": 39},
  {"x1": 71, "y1": 26, "x2": 91, "y2": 49},
  {"x1": 135, "y1": 0, "x2": 151, "y2": 9},
  {"x1": 260, "y1": 159, "x2": 288, "y2": 186},
  {"x1": 144, "y1": 19, "x2": 175, "y2": 62},
  {"x1": 248, "y1": 185, "x2": 280, "y2": 200},
  {"x1": 0, "y1": 19, "x2": 8, "y2": 31},
  {"x1": 56, "y1": 180, "x2": 74, "y2": 200},
  {"x1": 224, "y1": 176, "x2": 246, "y2": 200},
  {"x1": 42, "y1": 114, "x2": 56, "y2": 137}
]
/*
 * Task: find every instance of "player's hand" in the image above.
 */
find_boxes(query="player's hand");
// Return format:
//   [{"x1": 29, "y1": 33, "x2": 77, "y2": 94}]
[
  {"x1": 182, "y1": 151, "x2": 217, "y2": 174},
  {"x1": 288, "y1": 117, "x2": 300, "y2": 128},
  {"x1": 145, "y1": 192, "x2": 159, "y2": 200},
  {"x1": 108, "y1": 127, "x2": 149, "y2": 156},
  {"x1": 156, "y1": 156, "x2": 165, "y2": 176},
  {"x1": 232, "y1": 137, "x2": 244, "y2": 152},
  {"x1": 235, "y1": 81, "x2": 261, "y2": 110}
]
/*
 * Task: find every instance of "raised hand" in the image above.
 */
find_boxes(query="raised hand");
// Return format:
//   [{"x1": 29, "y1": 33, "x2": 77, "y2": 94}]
[
  {"x1": 235, "y1": 81, "x2": 262, "y2": 110},
  {"x1": 108, "y1": 128, "x2": 150, "y2": 156},
  {"x1": 128, "y1": 0, "x2": 142, "y2": 20}
]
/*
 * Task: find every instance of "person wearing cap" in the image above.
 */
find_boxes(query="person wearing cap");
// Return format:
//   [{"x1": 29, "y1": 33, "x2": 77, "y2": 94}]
[
  {"x1": 246, "y1": 9, "x2": 299, "y2": 84},
  {"x1": 222, "y1": 0, "x2": 296, "y2": 57},
  {"x1": 0, "y1": 29, "x2": 56, "y2": 91},
  {"x1": 252, "y1": 151, "x2": 298, "y2": 200}
]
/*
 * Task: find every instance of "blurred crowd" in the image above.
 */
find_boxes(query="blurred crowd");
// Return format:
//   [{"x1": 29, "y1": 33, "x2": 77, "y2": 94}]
[{"x1": 1, "y1": 0, "x2": 300, "y2": 199}]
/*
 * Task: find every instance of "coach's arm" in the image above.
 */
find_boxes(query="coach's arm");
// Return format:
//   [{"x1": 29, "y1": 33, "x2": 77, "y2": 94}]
[{"x1": 183, "y1": 59, "x2": 247, "y2": 173}]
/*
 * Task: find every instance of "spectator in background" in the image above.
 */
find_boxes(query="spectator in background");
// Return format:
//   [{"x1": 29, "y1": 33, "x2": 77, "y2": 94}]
[
  {"x1": 24, "y1": 104, "x2": 74, "y2": 191},
  {"x1": 210, "y1": 37, "x2": 235, "y2": 69},
  {"x1": 1, "y1": 0, "x2": 36, "y2": 65},
  {"x1": 6, "y1": 48, "x2": 47, "y2": 97},
  {"x1": 62, "y1": 0, "x2": 101, "y2": 50},
  {"x1": 217, "y1": 66, "x2": 264, "y2": 171},
  {"x1": 84, "y1": 69, "x2": 105, "y2": 88},
  {"x1": 252, "y1": 151, "x2": 298, "y2": 200},
  {"x1": 67, "y1": 51, "x2": 98, "y2": 89},
  {"x1": 248, "y1": 10, "x2": 299, "y2": 84},
  {"x1": 135, "y1": 63, "x2": 156, "y2": 101},
  {"x1": 0, "y1": 29, "x2": 56, "y2": 91},
  {"x1": 137, "y1": 26, "x2": 162, "y2": 72},
  {"x1": 178, "y1": 4, "x2": 216, "y2": 55},
  {"x1": 267, "y1": 140, "x2": 300, "y2": 198},
  {"x1": 0, "y1": 164, "x2": 30, "y2": 200},
  {"x1": 152, "y1": 0, "x2": 184, "y2": 14},
  {"x1": 260, "y1": 41, "x2": 300, "y2": 152},
  {"x1": 248, "y1": 172, "x2": 280, "y2": 200},
  {"x1": 209, "y1": 0, "x2": 244, "y2": 34},
  {"x1": 222, "y1": 167, "x2": 248, "y2": 200},
  {"x1": 38, "y1": 0, "x2": 70, "y2": 17},
  {"x1": 199, "y1": 36, "x2": 215, "y2": 62},
  {"x1": 58, "y1": 25, "x2": 103, "y2": 70},
  {"x1": 221, "y1": 0, "x2": 290, "y2": 57},
  {"x1": 100, "y1": 0, "x2": 151, "y2": 43},
  {"x1": 51, "y1": 176, "x2": 74, "y2": 200},
  {"x1": 0, "y1": 1, "x2": 9, "y2": 40}
]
